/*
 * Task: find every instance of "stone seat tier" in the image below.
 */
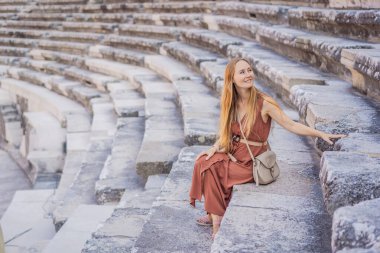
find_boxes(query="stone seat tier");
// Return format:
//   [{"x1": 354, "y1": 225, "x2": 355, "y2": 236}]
[
  {"x1": 16, "y1": 12, "x2": 132, "y2": 22},
  {"x1": 0, "y1": 87, "x2": 23, "y2": 147},
  {"x1": 162, "y1": 28, "x2": 379, "y2": 149},
  {"x1": 4, "y1": 60, "x2": 105, "y2": 112},
  {"x1": 43, "y1": 204, "x2": 114, "y2": 253},
  {"x1": 83, "y1": 174, "x2": 167, "y2": 252},
  {"x1": 0, "y1": 76, "x2": 90, "y2": 132},
  {"x1": 84, "y1": 58, "x2": 185, "y2": 178},
  {"x1": 288, "y1": 7, "x2": 380, "y2": 43},
  {"x1": 0, "y1": 190, "x2": 55, "y2": 253},
  {"x1": 198, "y1": 14, "x2": 380, "y2": 99},
  {"x1": 144, "y1": 54, "x2": 219, "y2": 145},
  {"x1": 95, "y1": 117, "x2": 145, "y2": 205},
  {"x1": 0, "y1": 0, "x2": 29, "y2": 5},
  {"x1": 22, "y1": 111, "x2": 66, "y2": 185},
  {"x1": 52, "y1": 112, "x2": 116, "y2": 230},
  {"x1": 26, "y1": 1, "x2": 214, "y2": 14},
  {"x1": 332, "y1": 198, "x2": 380, "y2": 253},
  {"x1": 26, "y1": 49, "x2": 146, "y2": 116},
  {"x1": 320, "y1": 151, "x2": 380, "y2": 215},
  {"x1": 36, "y1": 0, "x2": 86, "y2": 5},
  {"x1": 0, "y1": 5, "x2": 22, "y2": 13},
  {"x1": 132, "y1": 146, "x2": 214, "y2": 253}
]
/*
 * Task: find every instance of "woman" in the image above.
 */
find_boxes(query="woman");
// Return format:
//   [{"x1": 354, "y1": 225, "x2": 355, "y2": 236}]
[{"x1": 189, "y1": 57, "x2": 345, "y2": 239}]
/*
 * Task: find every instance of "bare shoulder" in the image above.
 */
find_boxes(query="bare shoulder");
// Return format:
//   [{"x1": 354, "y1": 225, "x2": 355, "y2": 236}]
[{"x1": 261, "y1": 95, "x2": 278, "y2": 113}]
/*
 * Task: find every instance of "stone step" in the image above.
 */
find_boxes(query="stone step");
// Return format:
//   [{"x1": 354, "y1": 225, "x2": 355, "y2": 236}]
[
  {"x1": 2, "y1": 20, "x2": 60, "y2": 30},
  {"x1": 16, "y1": 12, "x2": 69, "y2": 21},
  {"x1": 332, "y1": 198, "x2": 380, "y2": 253},
  {"x1": 51, "y1": 150, "x2": 87, "y2": 207},
  {"x1": 82, "y1": 174, "x2": 166, "y2": 253},
  {"x1": 290, "y1": 83, "x2": 380, "y2": 151},
  {"x1": 107, "y1": 79, "x2": 145, "y2": 117},
  {"x1": 62, "y1": 21, "x2": 117, "y2": 33},
  {"x1": 5, "y1": 58, "x2": 105, "y2": 111},
  {"x1": 0, "y1": 150, "x2": 31, "y2": 217},
  {"x1": 47, "y1": 31, "x2": 105, "y2": 43},
  {"x1": 103, "y1": 34, "x2": 165, "y2": 53},
  {"x1": 22, "y1": 111, "x2": 66, "y2": 185},
  {"x1": 89, "y1": 45, "x2": 147, "y2": 66},
  {"x1": 181, "y1": 27, "x2": 247, "y2": 55},
  {"x1": 28, "y1": 4, "x2": 82, "y2": 13},
  {"x1": 213, "y1": 1, "x2": 289, "y2": 24},
  {"x1": 0, "y1": 190, "x2": 55, "y2": 253},
  {"x1": 320, "y1": 151, "x2": 380, "y2": 215},
  {"x1": 0, "y1": 46, "x2": 29, "y2": 56},
  {"x1": 144, "y1": 54, "x2": 219, "y2": 145},
  {"x1": 0, "y1": 0, "x2": 29, "y2": 6},
  {"x1": 132, "y1": 146, "x2": 213, "y2": 253},
  {"x1": 133, "y1": 74, "x2": 184, "y2": 179},
  {"x1": 200, "y1": 14, "x2": 380, "y2": 99},
  {"x1": 0, "y1": 88, "x2": 23, "y2": 148},
  {"x1": 162, "y1": 41, "x2": 220, "y2": 70},
  {"x1": 90, "y1": 101, "x2": 117, "y2": 137},
  {"x1": 119, "y1": 24, "x2": 182, "y2": 40},
  {"x1": 42, "y1": 204, "x2": 114, "y2": 253},
  {"x1": 52, "y1": 135, "x2": 113, "y2": 231},
  {"x1": 0, "y1": 77, "x2": 91, "y2": 132},
  {"x1": 240, "y1": 0, "x2": 328, "y2": 8},
  {"x1": 133, "y1": 12, "x2": 203, "y2": 28},
  {"x1": 36, "y1": 0, "x2": 86, "y2": 5},
  {"x1": 95, "y1": 117, "x2": 145, "y2": 204},
  {"x1": 0, "y1": 5, "x2": 22, "y2": 13},
  {"x1": 288, "y1": 7, "x2": 380, "y2": 43}
]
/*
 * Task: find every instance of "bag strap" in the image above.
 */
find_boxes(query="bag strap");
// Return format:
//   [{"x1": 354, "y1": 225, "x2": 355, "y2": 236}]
[{"x1": 238, "y1": 119, "x2": 260, "y2": 186}]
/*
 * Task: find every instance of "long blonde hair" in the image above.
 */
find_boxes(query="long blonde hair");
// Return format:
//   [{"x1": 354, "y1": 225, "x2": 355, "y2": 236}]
[{"x1": 218, "y1": 57, "x2": 280, "y2": 153}]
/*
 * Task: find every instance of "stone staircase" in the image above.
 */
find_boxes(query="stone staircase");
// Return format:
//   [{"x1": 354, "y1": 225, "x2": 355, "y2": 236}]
[{"x1": 0, "y1": 0, "x2": 378, "y2": 252}]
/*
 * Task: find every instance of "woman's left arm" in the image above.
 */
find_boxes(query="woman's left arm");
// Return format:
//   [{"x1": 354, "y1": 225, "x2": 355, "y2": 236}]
[{"x1": 263, "y1": 100, "x2": 346, "y2": 145}]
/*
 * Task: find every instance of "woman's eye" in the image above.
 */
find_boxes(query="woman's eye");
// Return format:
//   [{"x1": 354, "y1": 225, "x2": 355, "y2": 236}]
[{"x1": 248, "y1": 69, "x2": 252, "y2": 72}]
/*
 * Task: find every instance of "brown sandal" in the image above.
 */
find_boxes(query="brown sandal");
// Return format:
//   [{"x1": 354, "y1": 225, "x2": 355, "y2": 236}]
[{"x1": 196, "y1": 215, "x2": 212, "y2": 226}]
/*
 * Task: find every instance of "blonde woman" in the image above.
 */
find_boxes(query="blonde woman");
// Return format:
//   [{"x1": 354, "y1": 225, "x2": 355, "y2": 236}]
[{"x1": 189, "y1": 58, "x2": 345, "y2": 239}]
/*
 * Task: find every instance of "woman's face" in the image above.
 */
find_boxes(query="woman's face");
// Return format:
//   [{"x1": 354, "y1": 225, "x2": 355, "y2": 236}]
[{"x1": 233, "y1": 60, "x2": 255, "y2": 89}]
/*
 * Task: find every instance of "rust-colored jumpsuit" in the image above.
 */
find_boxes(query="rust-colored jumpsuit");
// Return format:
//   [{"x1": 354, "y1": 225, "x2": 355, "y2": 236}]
[{"x1": 189, "y1": 97, "x2": 271, "y2": 216}]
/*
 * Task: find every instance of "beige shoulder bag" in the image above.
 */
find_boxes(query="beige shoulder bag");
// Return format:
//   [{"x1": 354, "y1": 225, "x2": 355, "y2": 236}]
[{"x1": 238, "y1": 120, "x2": 280, "y2": 186}]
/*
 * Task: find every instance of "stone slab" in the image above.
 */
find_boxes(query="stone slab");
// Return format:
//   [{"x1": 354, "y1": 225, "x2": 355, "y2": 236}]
[
  {"x1": 332, "y1": 198, "x2": 380, "y2": 253},
  {"x1": 320, "y1": 151, "x2": 380, "y2": 214},
  {"x1": 43, "y1": 205, "x2": 114, "y2": 253},
  {"x1": 1, "y1": 190, "x2": 55, "y2": 253},
  {"x1": 133, "y1": 146, "x2": 213, "y2": 253}
]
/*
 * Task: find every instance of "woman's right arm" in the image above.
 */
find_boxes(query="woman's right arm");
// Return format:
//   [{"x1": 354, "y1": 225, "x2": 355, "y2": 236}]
[{"x1": 196, "y1": 140, "x2": 223, "y2": 160}]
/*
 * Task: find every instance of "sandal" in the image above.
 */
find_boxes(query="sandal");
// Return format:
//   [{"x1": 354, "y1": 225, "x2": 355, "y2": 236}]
[{"x1": 196, "y1": 215, "x2": 212, "y2": 226}]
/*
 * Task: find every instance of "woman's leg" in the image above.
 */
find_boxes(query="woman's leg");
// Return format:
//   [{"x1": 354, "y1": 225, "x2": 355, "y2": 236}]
[{"x1": 211, "y1": 213, "x2": 223, "y2": 239}]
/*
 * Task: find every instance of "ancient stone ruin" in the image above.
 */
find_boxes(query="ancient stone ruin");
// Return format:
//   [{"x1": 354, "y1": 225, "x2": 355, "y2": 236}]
[{"x1": 0, "y1": 0, "x2": 379, "y2": 252}]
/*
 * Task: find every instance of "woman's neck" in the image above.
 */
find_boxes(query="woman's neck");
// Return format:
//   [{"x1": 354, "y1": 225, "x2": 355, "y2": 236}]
[{"x1": 235, "y1": 87, "x2": 250, "y2": 106}]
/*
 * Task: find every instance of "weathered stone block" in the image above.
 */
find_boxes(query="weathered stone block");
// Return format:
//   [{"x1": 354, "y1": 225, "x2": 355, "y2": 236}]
[
  {"x1": 332, "y1": 198, "x2": 380, "y2": 253},
  {"x1": 320, "y1": 151, "x2": 380, "y2": 215}
]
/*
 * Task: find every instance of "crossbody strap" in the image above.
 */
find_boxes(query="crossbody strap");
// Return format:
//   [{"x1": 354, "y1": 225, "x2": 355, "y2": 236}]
[{"x1": 238, "y1": 120, "x2": 261, "y2": 186}]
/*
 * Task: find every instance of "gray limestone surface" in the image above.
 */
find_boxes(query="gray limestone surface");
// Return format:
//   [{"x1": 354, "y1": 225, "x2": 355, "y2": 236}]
[
  {"x1": 0, "y1": 150, "x2": 31, "y2": 217},
  {"x1": 133, "y1": 146, "x2": 213, "y2": 253},
  {"x1": 320, "y1": 151, "x2": 380, "y2": 215},
  {"x1": 332, "y1": 198, "x2": 380, "y2": 253}
]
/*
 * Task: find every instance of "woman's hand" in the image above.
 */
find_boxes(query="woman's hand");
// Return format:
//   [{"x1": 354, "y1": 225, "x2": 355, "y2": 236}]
[
  {"x1": 196, "y1": 146, "x2": 218, "y2": 161},
  {"x1": 319, "y1": 132, "x2": 347, "y2": 145}
]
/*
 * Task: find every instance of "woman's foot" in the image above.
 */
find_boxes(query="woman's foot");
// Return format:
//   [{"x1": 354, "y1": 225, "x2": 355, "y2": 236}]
[
  {"x1": 196, "y1": 214, "x2": 212, "y2": 226},
  {"x1": 211, "y1": 214, "x2": 223, "y2": 240}
]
